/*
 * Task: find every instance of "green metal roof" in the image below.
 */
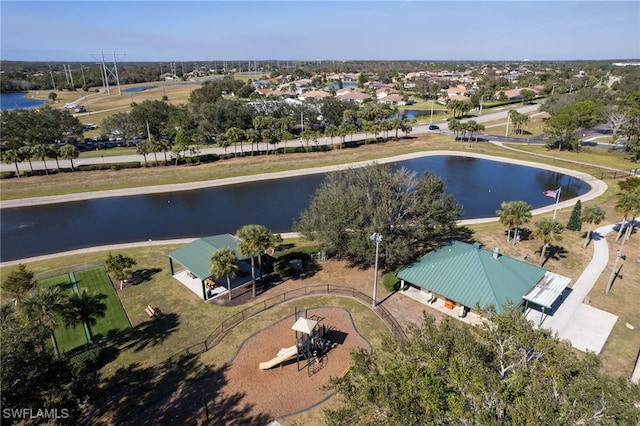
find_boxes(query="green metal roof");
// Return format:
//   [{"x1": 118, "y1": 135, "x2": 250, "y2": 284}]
[
  {"x1": 168, "y1": 234, "x2": 249, "y2": 280},
  {"x1": 396, "y1": 241, "x2": 546, "y2": 313}
]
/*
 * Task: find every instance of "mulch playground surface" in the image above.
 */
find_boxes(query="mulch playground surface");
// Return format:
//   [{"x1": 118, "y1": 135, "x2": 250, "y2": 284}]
[{"x1": 124, "y1": 307, "x2": 370, "y2": 425}]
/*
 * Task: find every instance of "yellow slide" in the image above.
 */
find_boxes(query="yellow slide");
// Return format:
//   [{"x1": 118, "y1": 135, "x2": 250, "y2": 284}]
[{"x1": 258, "y1": 345, "x2": 298, "y2": 370}]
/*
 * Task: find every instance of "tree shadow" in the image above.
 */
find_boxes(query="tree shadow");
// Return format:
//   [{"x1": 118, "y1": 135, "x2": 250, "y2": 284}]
[
  {"x1": 517, "y1": 228, "x2": 532, "y2": 242},
  {"x1": 101, "y1": 359, "x2": 272, "y2": 426},
  {"x1": 608, "y1": 263, "x2": 624, "y2": 292},
  {"x1": 540, "y1": 244, "x2": 567, "y2": 267},
  {"x1": 130, "y1": 268, "x2": 162, "y2": 284},
  {"x1": 449, "y1": 226, "x2": 475, "y2": 244},
  {"x1": 295, "y1": 260, "x2": 323, "y2": 279},
  {"x1": 109, "y1": 312, "x2": 180, "y2": 353}
]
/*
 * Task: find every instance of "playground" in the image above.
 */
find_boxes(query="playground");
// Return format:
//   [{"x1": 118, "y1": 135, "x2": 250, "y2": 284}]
[
  {"x1": 219, "y1": 307, "x2": 371, "y2": 420},
  {"x1": 127, "y1": 307, "x2": 371, "y2": 424}
]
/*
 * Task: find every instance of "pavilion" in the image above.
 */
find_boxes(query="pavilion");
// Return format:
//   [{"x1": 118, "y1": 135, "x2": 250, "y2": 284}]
[
  {"x1": 168, "y1": 234, "x2": 259, "y2": 301},
  {"x1": 396, "y1": 241, "x2": 571, "y2": 320}
]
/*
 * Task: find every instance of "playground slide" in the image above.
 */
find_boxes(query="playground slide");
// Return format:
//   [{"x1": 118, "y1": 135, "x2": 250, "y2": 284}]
[{"x1": 259, "y1": 345, "x2": 298, "y2": 370}]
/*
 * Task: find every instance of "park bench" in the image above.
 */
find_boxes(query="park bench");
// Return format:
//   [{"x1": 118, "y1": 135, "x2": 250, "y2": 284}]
[{"x1": 145, "y1": 304, "x2": 158, "y2": 318}]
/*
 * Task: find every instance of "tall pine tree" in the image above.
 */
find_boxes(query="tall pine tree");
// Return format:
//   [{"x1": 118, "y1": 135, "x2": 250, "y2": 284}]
[{"x1": 566, "y1": 200, "x2": 582, "y2": 231}]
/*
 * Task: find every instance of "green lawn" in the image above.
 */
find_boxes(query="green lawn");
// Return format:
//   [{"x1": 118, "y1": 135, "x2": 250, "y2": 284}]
[
  {"x1": 74, "y1": 267, "x2": 131, "y2": 340},
  {"x1": 37, "y1": 274, "x2": 88, "y2": 353}
]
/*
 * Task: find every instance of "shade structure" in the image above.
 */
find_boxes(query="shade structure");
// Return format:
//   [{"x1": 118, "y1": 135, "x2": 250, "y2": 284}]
[{"x1": 292, "y1": 317, "x2": 318, "y2": 335}]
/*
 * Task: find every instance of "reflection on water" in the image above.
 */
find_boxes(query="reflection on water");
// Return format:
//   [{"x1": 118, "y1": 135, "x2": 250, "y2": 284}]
[{"x1": 0, "y1": 156, "x2": 590, "y2": 261}]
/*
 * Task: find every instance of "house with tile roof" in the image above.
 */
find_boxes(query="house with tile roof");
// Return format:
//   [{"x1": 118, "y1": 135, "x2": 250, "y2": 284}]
[
  {"x1": 298, "y1": 90, "x2": 332, "y2": 101},
  {"x1": 396, "y1": 241, "x2": 570, "y2": 317},
  {"x1": 377, "y1": 93, "x2": 413, "y2": 105},
  {"x1": 337, "y1": 90, "x2": 372, "y2": 103}
]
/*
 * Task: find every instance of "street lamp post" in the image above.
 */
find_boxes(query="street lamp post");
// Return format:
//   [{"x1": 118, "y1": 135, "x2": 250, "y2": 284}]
[
  {"x1": 370, "y1": 232, "x2": 382, "y2": 307},
  {"x1": 430, "y1": 99, "x2": 434, "y2": 123}
]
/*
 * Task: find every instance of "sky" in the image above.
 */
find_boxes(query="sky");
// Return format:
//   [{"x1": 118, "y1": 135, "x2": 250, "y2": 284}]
[{"x1": 1, "y1": 1, "x2": 639, "y2": 62}]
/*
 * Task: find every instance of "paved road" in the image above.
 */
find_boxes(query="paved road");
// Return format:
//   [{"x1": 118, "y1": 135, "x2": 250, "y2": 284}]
[{"x1": 0, "y1": 104, "x2": 542, "y2": 173}]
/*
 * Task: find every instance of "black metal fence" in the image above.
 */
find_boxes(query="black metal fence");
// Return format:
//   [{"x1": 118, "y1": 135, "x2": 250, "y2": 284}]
[{"x1": 161, "y1": 284, "x2": 407, "y2": 368}]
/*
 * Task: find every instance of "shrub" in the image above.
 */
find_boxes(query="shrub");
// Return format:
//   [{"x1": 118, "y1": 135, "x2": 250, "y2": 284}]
[
  {"x1": 77, "y1": 161, "x2": 141, "y2": 172},
  {"x1": 383, "y1": 272, "x2": 400, "y2": 292},
  {"x1": 0, "y1": 171, "x2": 16, "y2": 179}
]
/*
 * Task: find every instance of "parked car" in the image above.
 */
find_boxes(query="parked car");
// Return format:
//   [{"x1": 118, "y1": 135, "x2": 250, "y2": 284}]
[
  {"x1": 428, "y1": 124, "x2": 439, "y2": 130},
  {"x1": 75, "y1": 106, "x2": 86, "y2": 113}
]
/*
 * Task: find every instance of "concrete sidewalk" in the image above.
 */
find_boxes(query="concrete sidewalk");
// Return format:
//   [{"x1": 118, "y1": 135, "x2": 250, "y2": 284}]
[{"x1": 526, "y1": 224, "x2": 619, "y2": 354}]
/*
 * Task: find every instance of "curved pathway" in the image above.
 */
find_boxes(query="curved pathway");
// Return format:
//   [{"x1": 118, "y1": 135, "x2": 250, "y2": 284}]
[{"x1": 525, "y1": 223, "x2": 619, "y2": 354}]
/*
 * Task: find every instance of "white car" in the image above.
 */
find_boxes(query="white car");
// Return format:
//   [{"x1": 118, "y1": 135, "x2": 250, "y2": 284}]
[{"x1": 64, "y1": 103, "x2": 76, "y2": 109}]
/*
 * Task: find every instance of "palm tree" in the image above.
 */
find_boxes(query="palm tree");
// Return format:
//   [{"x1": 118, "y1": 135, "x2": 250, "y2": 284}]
[
  {"x1": 615, "y1": 188, "x2": 640, "y2": 241},
  {"x1": 581, "y1": 205, "x2": 606, "y2": 248},
  {"x1": 225, "y1": 127, "x2": 245, "y2": 157},
  {"x1": 510, "y1": 201, "x2": 533, "y2": 245},
  {"x1": 59, "y1": 144, "x2": 79, "y2": 171},
  {"x1": 325, "y1": 124, "x2": 338, "y2": 148},
  {"x1": 1, "y1": 148, "x2": 22, "y2": 177},
  {"x1": 533, "y1": 218, "x2": 564, "y2": 266},
  {"x1": 32, "y1": 144, "x2": 49, "y2": 175},
  {"x1": 210, "y1": 247, "x2": 239, "y2": 301},
  {"x1": 20, "y1": 286, "x2": 67, "y2": 357},
  {"x1": 496, "y1": 201, "x2": 516, "y2": 242},
  {"x1": 19, "y1": 145, "x2": 35, "y2": 174},
  {"x1": 449, "y1": 118, "x2": 461, "y2": 139},
  {"x1": 237, "y1": 224, "x2": 272, "y2": 297},
  {"x1": 136, "y1": 141, "x2": 151, "y2": 167},
  {"x1": 63, "y1": 290, "x2": 107, "y2": 343},
  {"x1": 245, "y1": 128, "x2": 261, "y2": 156},
  {"x1": 47, "y1": 143, "x2": 62, "y2": 172},
  {"x1": 496, "y1": 200, "x2": 531, "y2": 244}
]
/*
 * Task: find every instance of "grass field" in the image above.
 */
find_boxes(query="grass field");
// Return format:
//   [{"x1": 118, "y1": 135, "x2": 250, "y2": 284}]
[
  {"x1": 37, "y1": 274, "x2": 88, "y2": 353},
  {"x1": 74, "y1": 267, "x2": 131, "y2": 340}
]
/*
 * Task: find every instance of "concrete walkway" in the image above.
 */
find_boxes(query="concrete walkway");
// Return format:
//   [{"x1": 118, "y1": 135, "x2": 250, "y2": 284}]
[{"x1": 525, "y1": 223, "x2": 620, "y2": 354}]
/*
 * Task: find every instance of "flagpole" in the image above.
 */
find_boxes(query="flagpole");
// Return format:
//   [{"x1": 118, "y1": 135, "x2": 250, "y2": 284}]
[{"x1": 552, "y1": 186, "x2": 562, "y2": 220}]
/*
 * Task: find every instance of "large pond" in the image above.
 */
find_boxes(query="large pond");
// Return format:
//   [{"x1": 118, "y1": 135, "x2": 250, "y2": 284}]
[
  {"x1": 0, "y1": 92, "x2": 48, "y2": 111},
  {"x1": 0, "y1": 155, "x2": 590, "y2": 261}
]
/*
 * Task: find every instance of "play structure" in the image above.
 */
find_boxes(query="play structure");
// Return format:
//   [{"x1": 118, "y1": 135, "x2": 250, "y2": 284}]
[{"x1": 259, "y1": 308, "x2": 332, "y2": 375}]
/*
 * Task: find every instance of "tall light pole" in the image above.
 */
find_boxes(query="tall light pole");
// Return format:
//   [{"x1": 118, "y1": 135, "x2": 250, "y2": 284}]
[
  {"x1": 505, "y1": 110, "x2": 510, "y2": 137},
  {"x1": 370, "y1": 232, "x2": 382, "y2": 307},
  {"x1": 430, "y1": 99, "x2": 434, "y2": 123}
]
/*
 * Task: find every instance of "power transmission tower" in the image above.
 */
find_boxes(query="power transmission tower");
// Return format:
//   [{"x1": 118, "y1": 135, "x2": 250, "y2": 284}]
[
  {"x1": 49, "y1": 65, "x2": 57, "y2": 90},
  {"x1": 93, "y1": 51, "x2": 124, "y2": 95},
  {"x1": 63, "y1": 64, "x2": 75, "y2": 88}
]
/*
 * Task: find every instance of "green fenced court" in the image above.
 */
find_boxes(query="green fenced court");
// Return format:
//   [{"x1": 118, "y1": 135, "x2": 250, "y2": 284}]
[
  {"x1": 37, "y1": 274, "x2": 88, "y2": 353},
  {"x1": 36, "y1": 266, "x2": 131, "y2": 353}
]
